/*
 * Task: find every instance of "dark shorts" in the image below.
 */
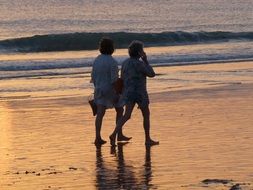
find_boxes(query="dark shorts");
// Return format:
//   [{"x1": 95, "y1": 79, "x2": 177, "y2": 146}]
[{"x1": 124, "y1": 91, "x2": 149, "y2": 108}]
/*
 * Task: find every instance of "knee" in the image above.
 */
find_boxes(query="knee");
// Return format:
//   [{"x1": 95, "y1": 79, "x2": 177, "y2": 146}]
[
  {"x1": 141, "y1": 107, "x2": 150, "y2": 118},
  {"x1": 97, "y1": 109, "x2": 105, "y2": 118},
  {"x1": 146, "y1": 110, "x2": 150, "y2": 117},
  {"x1": 116, "y1": 107, "x2": 124, "y2": 115}
]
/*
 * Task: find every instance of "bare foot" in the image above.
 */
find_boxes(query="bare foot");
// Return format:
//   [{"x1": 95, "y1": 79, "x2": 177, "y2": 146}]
[
  {"x1": 117, "y1": 135, "x2": 132, "y2": 142},
  {"x1": 117, "y1": 141, "x2": 129, "y2": 145},
  {"x1": 94, "y1": 138, "x2": 107, "y2": 146},
  {"x1": 145, "y1": 139, "x2": 159, "y2": 146},
  {"x1": 109, "y1": 135, "x2": 116, "y2": 146}
]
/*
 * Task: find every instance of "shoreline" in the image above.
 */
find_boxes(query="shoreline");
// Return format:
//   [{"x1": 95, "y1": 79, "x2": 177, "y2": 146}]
[
  {"x1": 1, "y1": 60, "x2": 253, "y2": 102},
  {"x1": 152, "y1": 57, "x2": 253, "y2": 68}
]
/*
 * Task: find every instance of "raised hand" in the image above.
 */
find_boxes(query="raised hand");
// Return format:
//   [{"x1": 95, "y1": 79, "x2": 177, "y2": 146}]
[{"x1": 139, "y1": 51, "x2": 148, "y2": 64}]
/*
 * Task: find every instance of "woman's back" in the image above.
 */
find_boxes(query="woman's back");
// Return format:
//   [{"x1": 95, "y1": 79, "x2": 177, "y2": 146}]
[
  {"x1": 121, "y1": 57, "x2": 154, "y2": 94},
  {"x1": 92, "y1": 54, "x2": 118, "y2": 88},
  {"x1": 92, "y1": 54, "x2": 119, "y2": 108}
]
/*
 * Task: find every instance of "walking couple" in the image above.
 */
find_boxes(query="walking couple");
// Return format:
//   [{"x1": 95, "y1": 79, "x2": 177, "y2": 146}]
[{"x1": 91, "y1": 37, "x2": 159, "y2": 146}]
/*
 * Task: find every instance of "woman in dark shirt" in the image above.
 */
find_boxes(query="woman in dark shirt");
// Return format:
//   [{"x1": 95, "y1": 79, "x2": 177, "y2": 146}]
[{"x1": 110, "y1": 41, "x2": 159, "y2": 146}]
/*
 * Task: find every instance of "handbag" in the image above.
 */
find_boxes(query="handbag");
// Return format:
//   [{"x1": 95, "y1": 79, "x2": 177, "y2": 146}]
[{"x1": 114, "y1": 78, "x2": 124, "y2": 94}]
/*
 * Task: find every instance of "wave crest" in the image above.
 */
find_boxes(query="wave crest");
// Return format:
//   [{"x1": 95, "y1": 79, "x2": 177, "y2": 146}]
[{"x1": 0, "y1": 31, "x2": 253, "y2": 53}]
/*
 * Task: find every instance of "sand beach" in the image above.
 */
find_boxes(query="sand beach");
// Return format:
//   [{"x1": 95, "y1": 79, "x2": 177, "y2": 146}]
[{"x1": 0, "y1": 61, "x2": 253, "y2": 189}]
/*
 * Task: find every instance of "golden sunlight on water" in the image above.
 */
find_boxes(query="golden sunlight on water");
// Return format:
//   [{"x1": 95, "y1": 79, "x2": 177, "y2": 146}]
[
  {"x1": 0, "y1": 42, "x2": 248, "y2": 61},
  {"x1": 0, "y1": 50, "x2": 98, "y2": 62},
  {"x1": 0, "y1": 47, "x2": 130, "y2": 61},
  {"x1": 0, "y1": 46, "x2": 167, "y2": 62}
]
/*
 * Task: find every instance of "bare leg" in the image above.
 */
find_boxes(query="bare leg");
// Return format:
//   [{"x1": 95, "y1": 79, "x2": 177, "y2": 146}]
[
  {"x1": 110, "y1": 103, "x2": 135, "y2": 146},
  {"x1": 140, "y1": 105, "x2": 159, "y2": 146},
  {"x1": 115, "y1": 107, "x2": 132, "y2": 141},
  {"x1": 94, "y1": 105, "x2": 107, "y2": 145}
]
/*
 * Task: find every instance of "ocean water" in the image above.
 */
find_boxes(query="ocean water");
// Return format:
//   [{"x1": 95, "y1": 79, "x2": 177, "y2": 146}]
[
  {"x1": 0, "y1": 0, "x2": 253, "y2": 39},
  {"x1": 0, "y1": 0, "x2": 253, "y2": 98},
  {"x1": 0, "y1": 0, "x2": 253, "y2": 97},
  {"x1": 0, "y1": 0, "x2": 253, "y2": 93}
]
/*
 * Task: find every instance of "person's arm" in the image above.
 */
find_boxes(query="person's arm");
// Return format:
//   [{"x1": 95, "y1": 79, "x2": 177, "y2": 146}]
[
  {"x1": 111, "y1": 60, "x2": 123, "y2": 94},
  {"x1": 111, "y1": 60, "x2": 119, "y2": 84},
  {"x1": 120, "y1": 61, "x2": 125, "y2": 79},
  {"x1": 138, "y1": 52, "x2": 155, "y2": 77},
  {"x1": 90, "y1": 66, "x2": 95, "y2": 84}
]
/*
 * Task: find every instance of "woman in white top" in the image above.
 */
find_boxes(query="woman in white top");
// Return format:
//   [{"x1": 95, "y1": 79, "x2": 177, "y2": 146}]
[{"x1": 91, "y1": 38, "x2": 131, "y2": 145}]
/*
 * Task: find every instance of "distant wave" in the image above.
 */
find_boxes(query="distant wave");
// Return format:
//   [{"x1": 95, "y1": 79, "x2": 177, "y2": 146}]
[
  {"x1": 0, "y1": 31, "x2": 253, "y2": 53},
  {"x1": 0, "y1": 59, "x2": 90, "y2": 71},
  {"x1": 1, "y1": 54, "x2": 253, "y2": 73}
]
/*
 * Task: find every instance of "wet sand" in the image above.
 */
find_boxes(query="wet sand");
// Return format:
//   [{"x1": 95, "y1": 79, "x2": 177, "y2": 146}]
[{"x1": 1, "y1": 62, "x2": 253, "y2": 189}]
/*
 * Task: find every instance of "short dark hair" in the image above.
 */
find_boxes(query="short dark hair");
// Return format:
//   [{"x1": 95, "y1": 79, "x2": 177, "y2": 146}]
[
  {"x1": 99, "y1": 37, "x2": 114, "y2": 55},
  {"x1": 128, "y1": 40, "x2": 144, "y2": 57}
]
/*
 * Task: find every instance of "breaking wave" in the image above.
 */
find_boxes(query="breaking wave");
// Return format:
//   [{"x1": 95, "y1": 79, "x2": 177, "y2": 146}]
[{"x1": 0, "y1": 31, "x2": 252, "y2": 53}]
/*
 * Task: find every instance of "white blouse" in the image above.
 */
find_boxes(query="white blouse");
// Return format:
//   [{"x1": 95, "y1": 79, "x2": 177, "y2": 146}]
[{"x1": 91, "y1": 54, "x2": 119, "y2": 108}]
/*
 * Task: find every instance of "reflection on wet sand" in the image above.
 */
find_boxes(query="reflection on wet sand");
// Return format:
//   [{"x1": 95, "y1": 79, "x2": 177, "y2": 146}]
[
  {"x1": 143, "y1": 145, "x2": 153, "y2": 189},
  {"x1": 0, "y1": 103, "x2": 13, "y2": 182},
  {"x1": 95, "y1": 144, "x2": 155, "y2": 189}
]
